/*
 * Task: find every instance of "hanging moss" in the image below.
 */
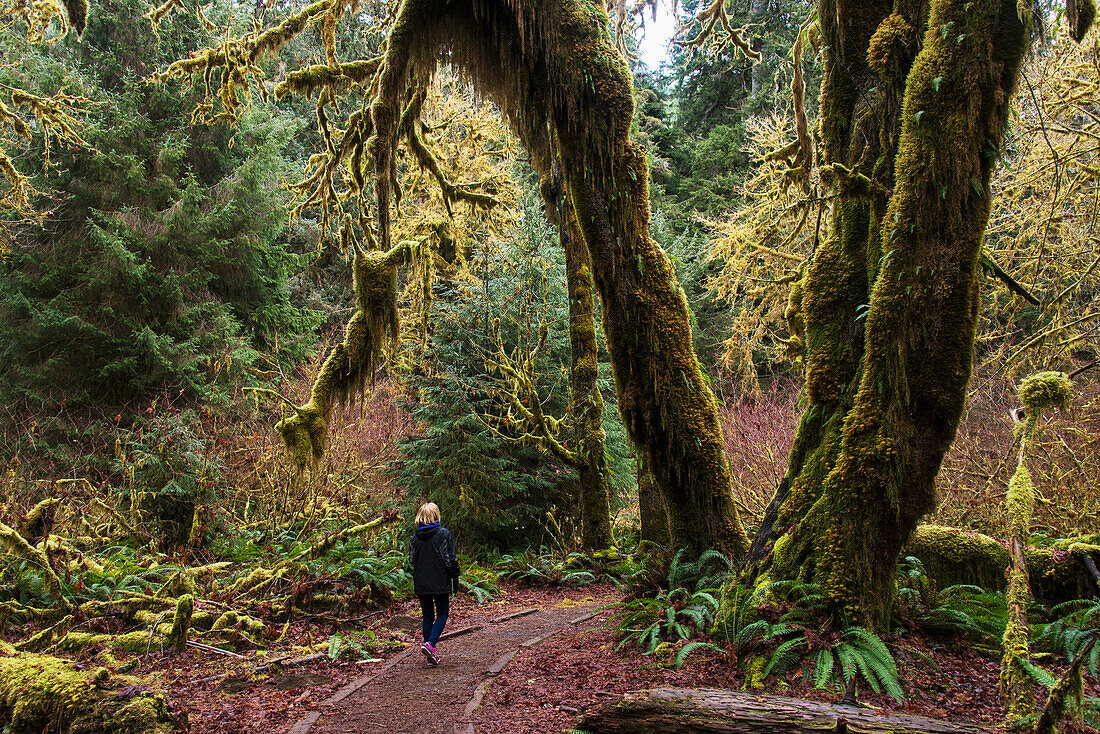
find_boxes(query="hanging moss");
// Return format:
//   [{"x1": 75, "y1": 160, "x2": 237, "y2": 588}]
[
  {"x1": 62, "y1": 0, "x2": 87, "y2": 36},
  {"x1": 276, "y1": 237, "x2": 430, "y2": 470},
  {"x1": 1068, "y1": 0, "x2": 1097, "y2": 41},
  {"x1": 337, "y1": 0, "x2": 748, "y2": 558}
]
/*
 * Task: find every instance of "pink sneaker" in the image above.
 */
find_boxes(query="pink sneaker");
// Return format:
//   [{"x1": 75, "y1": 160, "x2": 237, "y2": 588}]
[{"x1": 420, "y1": 642, "x2": 440, "y2": 665}]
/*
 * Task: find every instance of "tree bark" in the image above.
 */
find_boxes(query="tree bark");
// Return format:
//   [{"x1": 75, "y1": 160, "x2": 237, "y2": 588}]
[
  {"x1": 746, "y1": 0, "x2": 1037, "y2": 626},
  {"x1": 578, "y1": 688, "x2": 996, "y2": 734},
  {"x1": 637, "y1": 453, "x2": 669, "y2": 546}
]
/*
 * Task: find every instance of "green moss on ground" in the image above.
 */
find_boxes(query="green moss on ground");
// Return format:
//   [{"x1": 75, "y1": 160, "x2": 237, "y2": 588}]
[{"x1": 0, "y1": 653, "x2": 173, "y2": 733}]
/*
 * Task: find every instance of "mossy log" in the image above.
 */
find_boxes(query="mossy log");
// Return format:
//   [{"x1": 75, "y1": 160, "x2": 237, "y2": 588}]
[
  {"x1": 906, "y1": 525, "x2": 1099, "y2": 603},
  {"x1": 577, "y1": 688, "x2": 995, "y2": 734},
  {"x1": 58, "y1": 631, "x2": 164, "y2": 654},
  {"x1": 0, "y1": 653, "x2": 173, "y2": 733}
]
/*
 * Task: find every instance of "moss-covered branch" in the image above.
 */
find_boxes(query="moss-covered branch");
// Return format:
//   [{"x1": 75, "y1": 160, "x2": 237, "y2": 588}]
[
  {"x1": 275, "y1": 237, "x2": 430, "y2": 470},
  {"x1": 0, "y1": 521, "x2": 69, "y2": 611},
  {"x1": 904, "y1": 525, "x2": 1099, "y2": 603},
  {"x1": 275, "y1": 57, "x2": 384, "y2": 99},
  {"x1": 1001, "y1": 372, "x2": 1073, "y2": 724}
]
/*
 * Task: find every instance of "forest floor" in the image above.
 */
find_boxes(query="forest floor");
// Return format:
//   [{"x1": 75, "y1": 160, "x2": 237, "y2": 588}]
[{"x1": 130, "y1": 581, "x2": 1097, "y2": 734}]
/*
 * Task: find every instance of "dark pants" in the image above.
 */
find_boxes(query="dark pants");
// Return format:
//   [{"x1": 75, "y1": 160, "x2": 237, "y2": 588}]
[{"x1": 418, "y1": 593, "x2": 450, "y2": 645}]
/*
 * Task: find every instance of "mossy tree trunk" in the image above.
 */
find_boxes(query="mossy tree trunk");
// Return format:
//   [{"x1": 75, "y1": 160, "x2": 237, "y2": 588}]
[
  {"x1": 638, "y1": 454, "x2": 670, "y2": 547},
  {"x1": 559, "y1": 182, "x2": 614, "y2": 550},
  {"x1": 366, "y1": 0, "x2": 748, "y2": 559},
  {"x1": 746, "y1": 0, "x2": 1042, "y2": 626}
]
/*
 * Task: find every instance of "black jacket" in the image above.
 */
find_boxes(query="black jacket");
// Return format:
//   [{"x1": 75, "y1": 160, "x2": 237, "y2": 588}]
[{"x1": 409, "y1": 524, "x2": 460, "y2": 596}]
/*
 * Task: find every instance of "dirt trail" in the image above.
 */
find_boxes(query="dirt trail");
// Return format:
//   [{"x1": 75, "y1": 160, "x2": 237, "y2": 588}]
[{"x1": 289, "y1": 600, "x2": 600, "y2": 734}]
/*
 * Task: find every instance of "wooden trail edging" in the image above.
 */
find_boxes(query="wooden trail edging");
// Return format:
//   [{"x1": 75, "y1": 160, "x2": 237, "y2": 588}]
[
  {"x1": 577, "y1": 688, "x2": 999, "y2": 734},
  {"x1": 287, "y1": 602, "x2": 601, "y2": 734},
  {"x1": 286, "y1": 646, "x2": 416, "y2": 734}
]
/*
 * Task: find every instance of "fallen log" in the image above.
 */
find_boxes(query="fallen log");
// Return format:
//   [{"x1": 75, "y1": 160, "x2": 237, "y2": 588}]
[
  {"x1": 577, "y1": 688, "x2": 997, "y2": 734},
  {"x1": 906, "y1": 525, "x2": 1099, "y2": 603}
]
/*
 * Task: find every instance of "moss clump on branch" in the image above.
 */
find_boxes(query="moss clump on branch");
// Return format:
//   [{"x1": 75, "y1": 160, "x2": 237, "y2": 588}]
[
  {"x1": 1018, "y1": 371, "x2": 1073, "y2": 416},
  {"x1": 0, "y1": 654, "x2": 173, "y2": 733}
]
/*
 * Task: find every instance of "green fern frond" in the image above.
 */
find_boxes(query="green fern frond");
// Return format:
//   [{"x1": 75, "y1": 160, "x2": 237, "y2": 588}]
[
  {"x1": 689, "y1": 590, "x2": 720, "y2": 609},
  {"x1": 674, "y1": 641, "x2": 724, "y2": 669},
  {"x1": 813, "y1": 649, "x2": 835, "y2": 689},
  {"x1": 939, "y1": 584, "x2": 988, "y2": 597},
  {"x1": 843, "y1": 627, "x2": 897, "y2": 673},
  {"x1": 680, "y1": 607, "x2": 708, "y2": 629},
  {"x1": 764, "y1": 635, "x2": 807, "y2": 678},
  {"x1": 1014, "y1": 654, "x2": 1058, "y2": 689},
  {"x1": 735, "y1": 619, "x2": 772, "y2": 646},
  {"x1": 835, "y1": 642, "x2": 858, "y2": 681}
]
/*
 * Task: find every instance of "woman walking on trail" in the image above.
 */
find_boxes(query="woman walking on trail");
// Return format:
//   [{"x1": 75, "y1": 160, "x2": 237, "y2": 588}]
[{"x1": 410, "y1": 502, "x2": 460, "y2": 665}]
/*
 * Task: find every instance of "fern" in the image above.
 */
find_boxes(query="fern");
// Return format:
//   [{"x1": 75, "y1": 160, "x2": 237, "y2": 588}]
[
  {"x1": 675, "y1": 641, "x2": 723, "y2": 669},
  {"x1": 764, "y1": 635, "x2": 807, "y2": 677},
  {"x1": 1034, "y1": 597, "x2": 1100, "y2": 677},
  {"x1": 1014, "y1": 653, "x2": 1059, "y2": 688},
  {"x1": 813, "y1": 648, "x2": 834, "y2": 689}
]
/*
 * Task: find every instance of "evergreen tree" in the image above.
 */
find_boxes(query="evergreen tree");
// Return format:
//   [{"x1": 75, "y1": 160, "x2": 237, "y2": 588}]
[{"x1": 0, "y1": 0, "x2": 323, "y2": 428}]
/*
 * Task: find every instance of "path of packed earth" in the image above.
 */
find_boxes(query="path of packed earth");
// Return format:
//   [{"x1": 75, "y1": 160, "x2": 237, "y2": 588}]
[{"x1": 289, "y1": 599, "x2": 602, "y2": 734}]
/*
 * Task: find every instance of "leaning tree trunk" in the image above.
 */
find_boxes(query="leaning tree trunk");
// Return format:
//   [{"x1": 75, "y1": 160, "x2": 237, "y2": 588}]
[
  {"x1": 365, "y1": 0, "x2": 748, "y2": 558},
  {"x1": 746, "y1": 0, "x2": 1042, "y2": 626}
]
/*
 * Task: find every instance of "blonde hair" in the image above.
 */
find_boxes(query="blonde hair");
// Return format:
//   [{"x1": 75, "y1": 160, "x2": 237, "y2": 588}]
[{"x1": 415, "y1": 502, "x2": 441, "y2": 526}]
